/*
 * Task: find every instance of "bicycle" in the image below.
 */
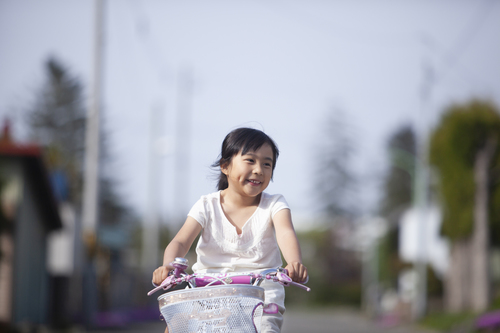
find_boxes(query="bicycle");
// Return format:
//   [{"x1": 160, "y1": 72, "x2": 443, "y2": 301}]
[{"x1": 148, "y1": 257, "x2": 310, "y2": 333}]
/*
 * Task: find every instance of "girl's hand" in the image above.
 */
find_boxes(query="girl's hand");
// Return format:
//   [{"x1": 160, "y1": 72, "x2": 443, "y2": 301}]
[
  {"x1": 152, "y1": 265, "x2": 173, "y2": 286},
  {"x1": 285, "y1": 262, "x2": 308, "y2": 283}
]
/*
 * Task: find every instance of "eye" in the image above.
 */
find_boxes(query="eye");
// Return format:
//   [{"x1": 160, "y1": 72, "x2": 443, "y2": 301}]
[{"x1": 245, "y1": 158, "x2": 254, "y2": 163}]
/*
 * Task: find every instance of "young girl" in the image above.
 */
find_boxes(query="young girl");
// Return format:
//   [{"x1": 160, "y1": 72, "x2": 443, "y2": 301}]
[{"x1": 152, "y1": 127, "x2": 307, "y2": 332}]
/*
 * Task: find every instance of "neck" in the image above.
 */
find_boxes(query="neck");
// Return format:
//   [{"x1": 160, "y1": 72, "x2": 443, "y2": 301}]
[{"x1": 221, "y1": 189, "x2": 261, "y2": 208}]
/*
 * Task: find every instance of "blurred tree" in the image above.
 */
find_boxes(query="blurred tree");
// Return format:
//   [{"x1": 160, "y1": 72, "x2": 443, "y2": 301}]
[
  {"x1": 285, "y1": 230, "x2": 361, "y2": 307},
  {"x1": 305, "y1": 110, "x2": 362, "y2": 306},
  {"x1": 314, "y1": 110, "x2": 359, "y2": 218},
  {"x1": 429, "y1": 99, "x2": 500, "y2": 312},
  {"x1": 377, "y1": 126, "x2": 416, "y2": 288},
  {"x1": 26, "y1": 57, "x2": 132, "y2": 226},
  {"x1": 379, "y1": 125, "x2": 416, "y2": 222},
  {"x1": 27, "y1": 57, "x2": 86, "y2": 204}
]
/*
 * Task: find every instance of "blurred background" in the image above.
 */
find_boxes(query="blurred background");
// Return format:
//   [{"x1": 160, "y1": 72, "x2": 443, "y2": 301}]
[{"x1": 1, "y1": 0, "x2": 500, "y2": 332}]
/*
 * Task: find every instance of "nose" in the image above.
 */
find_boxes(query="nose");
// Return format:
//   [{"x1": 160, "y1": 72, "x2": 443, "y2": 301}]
[{"x1": 253, "y1": 163, "x2": 263, "y2": 175}]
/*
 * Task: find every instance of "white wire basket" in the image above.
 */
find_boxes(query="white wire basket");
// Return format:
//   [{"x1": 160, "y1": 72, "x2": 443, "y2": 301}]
[{"x1": 158, "y1": 285, "x2": 265, "y2": 333}]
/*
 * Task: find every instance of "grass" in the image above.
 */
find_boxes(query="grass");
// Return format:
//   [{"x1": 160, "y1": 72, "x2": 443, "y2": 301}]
[{"x1": 420, "y1": 312, "x2": 477, "y2": 332}]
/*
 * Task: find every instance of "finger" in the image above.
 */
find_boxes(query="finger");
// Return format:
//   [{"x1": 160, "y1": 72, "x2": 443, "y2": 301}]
[
  {"x1": 287, "y1": 265, "x2": 297, "y2": 281},
  {"x1": 301, "y1": 267, "x2": 308, "y2": 283},
  {"x1": 155, "y1": 270, "x2": 164, "y2": 285},
  {"x1": 293, "y1": 263, "x2": 303, "y2": 282},
  {"x1": 152, "y1": 270, "x2": 161, "y2": 285},
  {"x1": 160, "y1": 268, "x2": 170, "y2": 282},
  {"x1": 153, "y1": 267, "x2": 169, "y2": 285},
  {"x1": 293, "y1": 264, "x2": 305, "y2": 283}
]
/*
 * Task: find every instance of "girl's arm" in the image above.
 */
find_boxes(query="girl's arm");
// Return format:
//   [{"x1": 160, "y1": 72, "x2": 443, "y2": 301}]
[
  {"x1": 273, "y1": 209, "x2": 308, "y2": 283},
  {"x1": 152, "y1": 216, "x2": 202, "y2": 285}
]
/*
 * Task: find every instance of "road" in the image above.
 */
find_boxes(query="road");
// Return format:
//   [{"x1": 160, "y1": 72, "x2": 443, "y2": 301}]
[
  {"x1": 281, "y1": 308, "x2": 437, "y2": 333},
  {"x1": 90, "y1": 308, "x2": 438, "y2": 333}
]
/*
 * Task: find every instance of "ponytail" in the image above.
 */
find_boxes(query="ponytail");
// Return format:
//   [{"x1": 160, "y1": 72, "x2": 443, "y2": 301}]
[{"x1": 217, "y1": 171, "x2": 229, "y2": 190}]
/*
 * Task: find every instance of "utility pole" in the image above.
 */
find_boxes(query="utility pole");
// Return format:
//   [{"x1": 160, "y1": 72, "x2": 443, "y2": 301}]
[
  {"x1": 173, "y1": 68, "x2": 194, "y2": 224},
  {"x1": 83, "y1": 0, "x2": 104, "y2": 247},
  {"x1": 142, "y1": 104, "x2": 164, "y2": 273},
  {"x1": 81, "y1": 0, "x2": 104, "y2": 328}
]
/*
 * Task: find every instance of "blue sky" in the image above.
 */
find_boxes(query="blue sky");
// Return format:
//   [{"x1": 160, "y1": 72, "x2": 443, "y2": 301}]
[{"x1": 1, "y1": 0, "x2": 499, "y2": 229}]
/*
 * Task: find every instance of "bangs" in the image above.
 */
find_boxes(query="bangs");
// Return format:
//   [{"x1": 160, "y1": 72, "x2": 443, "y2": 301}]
[
  {"x1": 219, "y1": 128, "x2": 279, "y2": 169},
  {"x1": 232, "y1": 130, "x2": 279, "y2": 166},
  {"x1": 240, "y1": 134, "x2": 273, "y2": 156}
]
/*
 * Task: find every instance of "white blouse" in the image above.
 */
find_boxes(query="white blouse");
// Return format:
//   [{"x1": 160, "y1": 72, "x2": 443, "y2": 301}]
[{"x1": 188, "y1": 191, "x2": 289, "y2": 273}]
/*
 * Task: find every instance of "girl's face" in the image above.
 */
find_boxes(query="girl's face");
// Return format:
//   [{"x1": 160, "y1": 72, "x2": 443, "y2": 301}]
[{"x1": 221, "y1": 143, "x2": 274, "y2": 199}]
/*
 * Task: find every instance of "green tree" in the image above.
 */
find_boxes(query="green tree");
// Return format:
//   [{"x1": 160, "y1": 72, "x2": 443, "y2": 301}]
[{"x1": 429, "y1": 99, "x2": 500, "y2": 312}]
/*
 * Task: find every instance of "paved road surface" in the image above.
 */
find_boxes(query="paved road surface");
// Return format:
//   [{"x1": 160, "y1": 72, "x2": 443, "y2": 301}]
[
  {"x1": 91, "y1": 308, "x2": 438, "y2": 333},
  {"x1": 281, "y1": 308, "x2": 437, "y2": 333}
]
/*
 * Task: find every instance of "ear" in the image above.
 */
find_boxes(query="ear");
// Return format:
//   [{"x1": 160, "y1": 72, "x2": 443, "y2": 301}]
[
  {"x1": 220, "y1": 162, "x2": 229, "y2": 175},
  {"x1": 220, "y1": 159, "x2": 231, "y2": 176}
]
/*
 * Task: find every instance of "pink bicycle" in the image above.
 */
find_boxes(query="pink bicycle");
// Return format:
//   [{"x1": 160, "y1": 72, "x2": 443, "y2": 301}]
[{"x1": 148, "y1": 258, "x2": 310, "y2": 333}]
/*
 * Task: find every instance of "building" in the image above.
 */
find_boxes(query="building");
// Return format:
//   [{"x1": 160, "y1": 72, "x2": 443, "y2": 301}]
[{"x1": 0, "y1": 121, "x2": 62, "y2": 329}]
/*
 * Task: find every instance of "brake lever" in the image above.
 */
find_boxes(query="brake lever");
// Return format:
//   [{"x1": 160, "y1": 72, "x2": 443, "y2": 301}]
[
  {"x1": 287, "y1": 280, "x2": 311, "y2": 292},
  {"x1": 147, "y1": 275, "x2": 176, "y2": 296},
  {"x1": 274, "y1": 268, "x2": 311, "y2": 292}
]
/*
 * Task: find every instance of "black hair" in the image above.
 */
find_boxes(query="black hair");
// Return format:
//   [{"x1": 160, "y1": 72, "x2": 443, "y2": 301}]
[{"x1": 212, "y1": 128, "x2": 279, "y2": 191}]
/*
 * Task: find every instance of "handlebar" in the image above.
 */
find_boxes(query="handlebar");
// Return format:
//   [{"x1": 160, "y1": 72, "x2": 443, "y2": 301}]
[
  {"x1": 267, "y1": 268, "x2": 311, "y2": 292},
  {"x1": 148, "y1": 258, "x2": 310, "y2": 296}
]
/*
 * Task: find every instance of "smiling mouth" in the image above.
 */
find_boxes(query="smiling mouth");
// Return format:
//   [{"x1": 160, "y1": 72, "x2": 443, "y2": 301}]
[{"x1": 247, "y1": 179, "x2": 261, "y2": 185}]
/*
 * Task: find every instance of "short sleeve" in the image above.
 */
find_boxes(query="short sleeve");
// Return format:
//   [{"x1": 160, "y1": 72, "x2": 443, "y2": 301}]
[
  {"x1": 187, "y1": 197, "x2": 206, "y2": 228},
  {"x1": 271, "y1": 194, "x2": 290, "y2": 218}
]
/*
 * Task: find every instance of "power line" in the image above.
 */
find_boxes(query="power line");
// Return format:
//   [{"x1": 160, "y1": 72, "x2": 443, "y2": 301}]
[
  {"x1": 442, "y1": 0, "x2": 497, "y2": 74},
  {"x1": 251, "y1": 0, "x2": 415, "y2": 48},
  {"x1": 126, "y1": 0, "x2": 172, "y2": 87},
  {"x1": 431, "y1": 0, "x2": 498, "y2": 89}
]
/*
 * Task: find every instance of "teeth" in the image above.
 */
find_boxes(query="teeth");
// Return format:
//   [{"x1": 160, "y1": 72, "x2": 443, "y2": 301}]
[{"x1": 248, "y1": 180, "x2": 260, "y2": 184}]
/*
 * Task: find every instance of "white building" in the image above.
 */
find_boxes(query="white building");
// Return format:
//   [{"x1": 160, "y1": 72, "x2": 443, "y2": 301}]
[{"x1": 399, "y1": 205, "x2": 449, "y2": 276}]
